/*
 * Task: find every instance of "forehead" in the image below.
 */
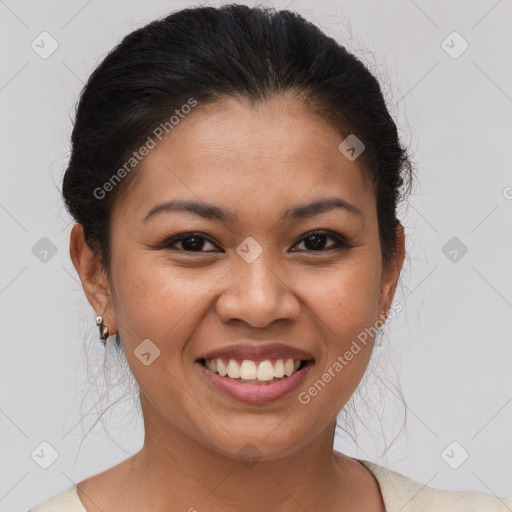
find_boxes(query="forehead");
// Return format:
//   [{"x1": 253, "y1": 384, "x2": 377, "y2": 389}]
[{"x1": 113, "y1": 95, "x2": 375, "y2": 224}]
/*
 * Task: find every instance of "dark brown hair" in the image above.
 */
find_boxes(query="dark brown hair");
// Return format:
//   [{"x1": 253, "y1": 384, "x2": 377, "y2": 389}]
[{"x1": 62, "y1": 3, "x2": 413, "y2": 276}]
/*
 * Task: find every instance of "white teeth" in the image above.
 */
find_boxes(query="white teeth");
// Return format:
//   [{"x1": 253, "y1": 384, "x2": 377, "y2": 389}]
[
  {"x1": 274, "y1": 359, "x2": 285, "y2": 378},
  {"x1": 227, "y1": 359, "x2": 240, "y2": 379},
  {"x1": 217, "y1": 359, "x2": 227, "y2": 377},
  {"x1": 256, "y1": 360, "x2": 274, "y2": 381},
  {"x1": 284, "y1": 359, "x2": 295, "y2": 377},
  {"x1": 240, "y1": 360, "x2": 257, "y2": 380},
  {"x1": 204, "y1": 358, "x2": 305, "y2": 381}
]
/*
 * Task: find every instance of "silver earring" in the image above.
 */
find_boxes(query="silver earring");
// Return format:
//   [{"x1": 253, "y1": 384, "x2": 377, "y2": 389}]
[
  {"x1": 376, "y1": 310, "x2": 385, "y2": 340},
  {"x1": 96, "y1": 315, "x2": 109, "y2": 345}
]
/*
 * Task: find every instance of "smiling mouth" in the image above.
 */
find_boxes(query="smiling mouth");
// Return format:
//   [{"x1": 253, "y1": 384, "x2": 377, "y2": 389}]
[{"x1": 197, "y1": 357, "x2": 312, "y2": 385}]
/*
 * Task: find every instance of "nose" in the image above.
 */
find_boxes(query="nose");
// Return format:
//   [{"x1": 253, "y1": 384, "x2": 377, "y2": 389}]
[{"x1": 215, "y1": 256, "x2": 301, "y2": 328}]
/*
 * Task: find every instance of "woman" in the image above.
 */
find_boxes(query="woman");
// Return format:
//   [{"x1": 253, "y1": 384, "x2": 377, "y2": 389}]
[{"x1": 29, "y1": 4, "x2": 512, "y2": 511}]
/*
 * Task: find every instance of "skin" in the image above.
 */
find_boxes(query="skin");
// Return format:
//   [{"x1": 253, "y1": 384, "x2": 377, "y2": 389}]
[{"x1": 70, "y1": 93, "x2": 405, "y2": 512}]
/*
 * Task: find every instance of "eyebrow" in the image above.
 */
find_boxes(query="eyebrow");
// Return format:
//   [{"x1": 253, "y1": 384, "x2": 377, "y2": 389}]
[{"x1": 142, "y1": 197, "x2": 362, "y2": 223}]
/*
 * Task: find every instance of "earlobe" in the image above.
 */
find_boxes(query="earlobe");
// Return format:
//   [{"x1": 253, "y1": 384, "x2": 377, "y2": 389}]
[
  {"x1": 69, "y1": 223, "x2": 116, "y2": 330},
  {"x1": 379, "y1": 223, "x2": 405, "y2": 318}
]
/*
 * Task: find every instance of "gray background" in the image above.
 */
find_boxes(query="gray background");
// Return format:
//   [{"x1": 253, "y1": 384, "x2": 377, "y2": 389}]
[{"x1": 1, "y1": 0, "x2": 511, "y2": 510}]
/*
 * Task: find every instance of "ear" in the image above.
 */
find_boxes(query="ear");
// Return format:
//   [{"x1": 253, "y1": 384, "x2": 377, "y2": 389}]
[
  {"x1": 379, "y1": 223, "x2": 405, "y2": 320},
  {"x1": 69, "y1": 223, "x2": 118, "y2": 334}
]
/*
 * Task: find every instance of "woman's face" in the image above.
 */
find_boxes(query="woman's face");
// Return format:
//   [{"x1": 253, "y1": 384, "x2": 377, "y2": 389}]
[{"x1": 85, "y1": 95, "x2": 403, "y2": 460}]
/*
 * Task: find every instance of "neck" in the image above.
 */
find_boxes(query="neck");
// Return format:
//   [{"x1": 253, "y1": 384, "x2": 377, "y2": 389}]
[{"x1": 118, "y1": 396, "x2": 361, "y2": 512}]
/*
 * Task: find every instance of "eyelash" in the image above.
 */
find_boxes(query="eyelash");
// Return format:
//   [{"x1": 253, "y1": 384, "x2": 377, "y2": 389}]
[{"x1": 158, "y1": 230, "x2": 353, "y2": 254}]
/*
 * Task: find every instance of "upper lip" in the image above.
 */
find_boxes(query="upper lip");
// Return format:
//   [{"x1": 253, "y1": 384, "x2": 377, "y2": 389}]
[{"x1": 197, "y1": 343, "x2": 315, "y2": 362}]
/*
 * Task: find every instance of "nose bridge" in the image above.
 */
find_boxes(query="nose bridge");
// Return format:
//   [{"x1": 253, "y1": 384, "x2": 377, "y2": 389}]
[
  {"x1": 235, "y1": 233, "x2": 280, "y2": 287},
  {"x1": 238, "y1": 250, "x2": 280, "y2": 297},
  {"x1": 216, "y1": 244, "x2": 299, "y2": 327}
]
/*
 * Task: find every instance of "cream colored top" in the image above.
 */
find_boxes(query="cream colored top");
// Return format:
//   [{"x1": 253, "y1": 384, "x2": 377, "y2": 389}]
[{"x1": 28, "y1": 459, "x2": 512, "y2": 511}]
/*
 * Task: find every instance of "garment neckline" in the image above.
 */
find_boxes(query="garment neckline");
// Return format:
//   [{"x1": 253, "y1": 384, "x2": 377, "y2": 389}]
[
  {"x1": 69, "y1": 457, "x2": 389, "y2": 512},
  {"x1": 355, "y1": 458, "x2": 388, "y2": 510}
]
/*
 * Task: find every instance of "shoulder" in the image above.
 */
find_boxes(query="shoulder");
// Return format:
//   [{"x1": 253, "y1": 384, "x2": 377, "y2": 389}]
[
  {"x1": 359, "y1": 459, "x2": 512, "y2": 512},
  {"x1": 28, "y1": 484, "x2": 86, "y2": 512}
]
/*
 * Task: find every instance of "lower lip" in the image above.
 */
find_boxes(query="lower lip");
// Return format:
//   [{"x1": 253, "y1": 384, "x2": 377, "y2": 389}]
[{"x1": 196, "y1": 360, "x2": 314, "y2": 403}]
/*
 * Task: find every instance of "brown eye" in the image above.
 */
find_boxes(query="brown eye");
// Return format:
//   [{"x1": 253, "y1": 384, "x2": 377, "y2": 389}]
[
  {"x1": 157, "y1": 230, "x2": 352, "y2": 254},
  {"x1": 161, "y1": 233, "x2": 220, "y2": 252},
  {"x1": 292, "y1": 230, "x2": 351, "y2": 252}
]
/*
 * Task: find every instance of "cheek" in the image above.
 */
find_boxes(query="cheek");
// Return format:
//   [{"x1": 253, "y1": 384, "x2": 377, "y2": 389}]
[
  {"x1": 300, "y1": 254, "x2": 381, "y2": 394},
  {"x1": 110, "y1": 259, "x2": 206, "y2": 402},
  {"x1": 113, "y1": 244, "x2": 199, "y2": 320},
  {"x1": 304, "y1": 255, "x2": 381, "y2": 334},
  {"x1": 111, "y1": 253, "x2": 224, "y2": 358}
]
